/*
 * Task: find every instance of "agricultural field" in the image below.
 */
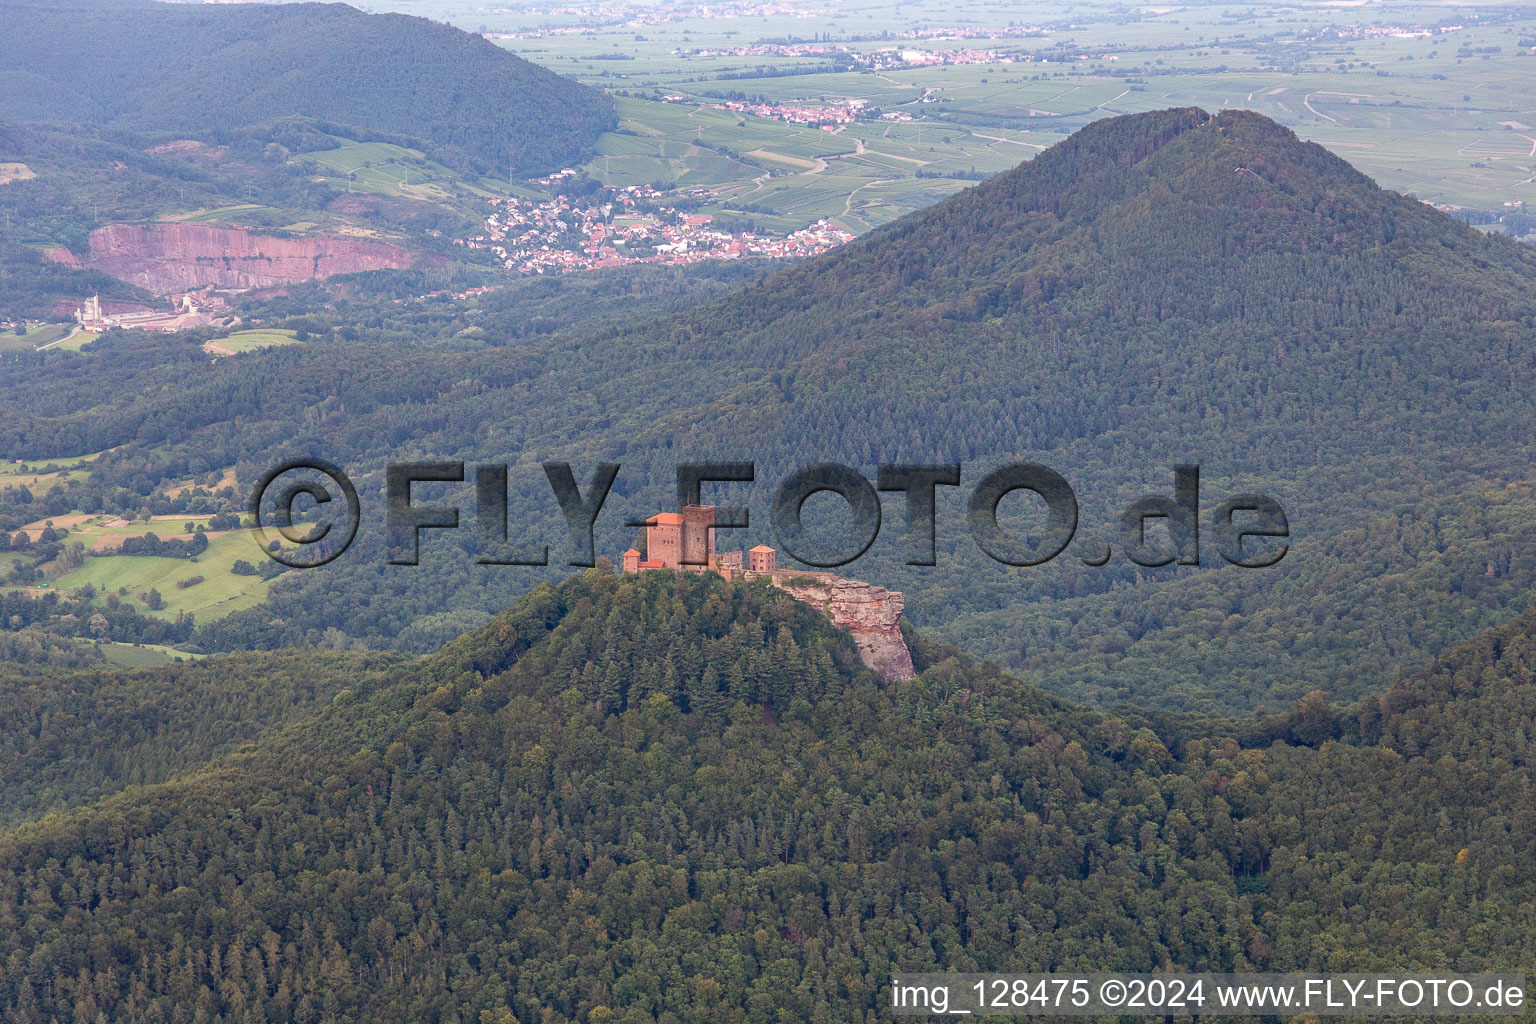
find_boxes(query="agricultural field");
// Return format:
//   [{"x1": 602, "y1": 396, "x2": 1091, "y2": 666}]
[
  {"x1": 360, "y1": 0, "x2": 1536, "y2": 226},
  {"x1": 291, "y1": 137, "x2": 506, "y2": 218},
  {"x1": 162, "y1": 203, "x2": 284, "y2": 224},
  {"x1": 51, "y1": 527, "x2": 275, "y2": 622},
  {"x1": 1, "y1": 447, "x2": 266, "y2": 628},
  {"x1": 164, "y1": 466, "x2": 237, "y2": 499},
  {"x1": 0, "y1": 325, "x2": 53, "y2": 352},
  {"x1": 299, "y1": 139, "x2": 475, "y2": 201},
  {"x1": 19, "y1": 513, "x2": 219, "y2": 545},
  {"x1": 144, "y1": 138, "x2": 504, "y2": 240},
  {"x1": 0, "y1": 449, "x2": 104, "y2": 492},
  {"x1": 3, "y1": 503, "x2": 271, "y2": 625},
  {"x1": 591, "y1": 95, "x2": 1035, "y2": 229},
  {"x1": 0, "y1": 323, "x2": 82, "y2": 351}
]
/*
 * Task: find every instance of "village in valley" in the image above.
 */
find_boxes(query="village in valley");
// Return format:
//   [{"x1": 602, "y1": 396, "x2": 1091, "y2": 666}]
[
  {"x1": 659, "y1": 93, "x2": 871, "y2": 127},
  {"x1": 670, "y1": 40, "x2": 1045, "y2": 71},
  {"x1": 458, "y1": 179, "x2": 854, "y2": 275}
]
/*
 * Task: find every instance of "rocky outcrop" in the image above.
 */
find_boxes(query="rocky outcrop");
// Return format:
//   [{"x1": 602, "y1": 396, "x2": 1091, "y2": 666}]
[
  {"x1": 765, "y1": 571, "x2": 916, "y2": 681},
  {"x1": 78, "y1": 223, "x2": 413, "y2": 294}
]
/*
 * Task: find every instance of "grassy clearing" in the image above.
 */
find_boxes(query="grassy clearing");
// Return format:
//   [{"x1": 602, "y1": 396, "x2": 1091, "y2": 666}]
[
  {"x1": 205, "y1": 329, "x2": 301, "y2": 356},
  {"x1": 52, "y1": 330, "x2": 100, "y2": 351},
  {"x1": 164, "y1": 467, "x2": 237, "y2": 500},
  {"x1": 299, "y1": 139, "x2": 467, "y2": 202},
  {"x1": 53, "y1": 531, "x2": 276, "y2": 622},
  {"x1": 163, "y1": 204, "x2": 285, "y2": 224},
  {"x1": 98, "y1": 641, "x2": 204, "y2": 667},
  {"x1": 0, "y1": 162, "x2": 37, "y2": 184},
  {"x1": 0, "y1": 449, "x2": 105, "y2": 492},
  {"x1": 0, "y1": 323, "x2": 72, "y2": 350}
]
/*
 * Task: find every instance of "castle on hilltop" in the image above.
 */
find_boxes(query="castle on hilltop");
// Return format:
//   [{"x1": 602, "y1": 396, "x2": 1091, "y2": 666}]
[
  {"x1": 621, "y1": 504, "x2": 776, "y2": 578},
  {"x1": 621, "y1": 505, "x2": 915, "y2": 680}
]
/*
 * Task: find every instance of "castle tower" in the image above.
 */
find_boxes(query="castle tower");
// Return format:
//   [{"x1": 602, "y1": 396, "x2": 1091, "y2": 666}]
[
  {"x1": 680, "y1": 504, "x2": 715, "y2": 568},
  {"x1": 622, "y1": 548, "x2": 641, "y2": 574},
  {"x1": 748, "y1": 545, "x2": 776, "y2": 572},
  {"x1": 643, "y1": 513, "x2": 684, "y2": 569}
]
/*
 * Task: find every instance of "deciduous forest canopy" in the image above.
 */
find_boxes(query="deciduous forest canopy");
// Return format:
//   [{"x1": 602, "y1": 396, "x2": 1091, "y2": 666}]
[{"x1": 1, "y1": 569, "x2": 1533, "y2": 1023}]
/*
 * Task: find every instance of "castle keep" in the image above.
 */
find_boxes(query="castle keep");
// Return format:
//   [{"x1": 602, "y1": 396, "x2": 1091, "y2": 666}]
[{"x1": 622, "y1": 506, "x2": 721, "y2": 573}]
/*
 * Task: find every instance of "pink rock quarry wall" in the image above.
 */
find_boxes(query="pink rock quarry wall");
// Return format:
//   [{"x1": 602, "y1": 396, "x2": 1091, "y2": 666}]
[
  {"x1": 767, "y1": 571, "x2": 917, "y2": 681},
  {"x1": 79, "y1": 223, "x2": 414, "y2": 294}
]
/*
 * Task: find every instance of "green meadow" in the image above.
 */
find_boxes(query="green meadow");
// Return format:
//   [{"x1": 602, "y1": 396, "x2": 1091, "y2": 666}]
[
  {"x1": 208, "y1": 328, "x2": 302, "y2": 355},
  {"x1": 53, "y1": 530, "x2": 276, "y2": 622},
  {"x1": 98, "y1": 641, "x2": 204, "y2": 667},
  {"x1": 50, "y1": 329, "x2": 100, "y2": 351},
  {"x1": 589, "y1": 95, "x2": 1038, "y2": 229},
  {"x1": 0, "y1": 448, "x2": 103, "y2": 491},
  {"x1": 297, "y1": 138, "x2": 501, "y2": 203},
  {"x1": 0, "y1": 323, "x2": 76, "y2": 351}
]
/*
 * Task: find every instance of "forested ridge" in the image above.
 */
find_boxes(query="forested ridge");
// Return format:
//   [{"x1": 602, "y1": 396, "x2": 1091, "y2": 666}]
[
  {"x1": 5, "y1": 108, "x2": 1536, "y2": 714},
  {"x1": 1, "y1": 569, "x2": 1534, "y2": 1023},
  {"x1": 0, "y1": 0, "x2": 613, "y2": 175},
  {"x1": 0, "y1": 649, "x2": 399, "y2": 829}
]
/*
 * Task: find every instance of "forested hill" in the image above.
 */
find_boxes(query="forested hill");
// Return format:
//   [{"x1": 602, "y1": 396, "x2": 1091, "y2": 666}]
[
  {"x1": 1, "y1": 569, "x2": 1534, "y2": 1023},
  {"x1": 7, "y1": 109, "x2": 1536, "y2": 714},
  {"x1": 0, "y1": 0, "x2": 614, "y2": 173},
  {"x1": 619, "y1": 105, "x2": 1536, "y2": 450}
]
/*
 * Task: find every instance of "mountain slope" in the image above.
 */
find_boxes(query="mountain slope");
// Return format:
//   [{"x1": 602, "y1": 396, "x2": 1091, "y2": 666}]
[
  {"x1": 0, "y1": 0, "x2": 614, "y2": 174},
  {"x1": 1, "y1": 571, "x2": 1533, "y2": 1023},
  {"x1": 6, "y1": 108, "x2": 1536, "y2": 713},
  {"x1": 0, "y1": 649, "x2": 397, "y2": 828}
]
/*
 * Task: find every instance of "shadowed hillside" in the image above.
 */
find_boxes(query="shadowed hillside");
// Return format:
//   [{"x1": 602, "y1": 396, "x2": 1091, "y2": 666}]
[
  {"x1": 0, "y1": 0, "x2": 614, "y2": 174},
  {"x1": 1, "y1": 569, "x2": 1533, "y2": 1022}
]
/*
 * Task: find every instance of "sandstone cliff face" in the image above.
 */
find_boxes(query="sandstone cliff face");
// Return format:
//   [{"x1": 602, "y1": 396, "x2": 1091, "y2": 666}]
[
  {"x1": 79, "y1": 224, "x2": 413, "y2": 294},
  {"x1": 765, "y1": 571, "x2": 917, "y2": 681}
]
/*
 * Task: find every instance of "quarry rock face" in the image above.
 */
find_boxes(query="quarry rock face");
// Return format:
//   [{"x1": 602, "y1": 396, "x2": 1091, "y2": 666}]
[
  {"x1": 79, "y1": 223, "x2": 413, "y2": 294},
  {"x1": 767, "y1": 572, "x2": 917, "y2": 681}
]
